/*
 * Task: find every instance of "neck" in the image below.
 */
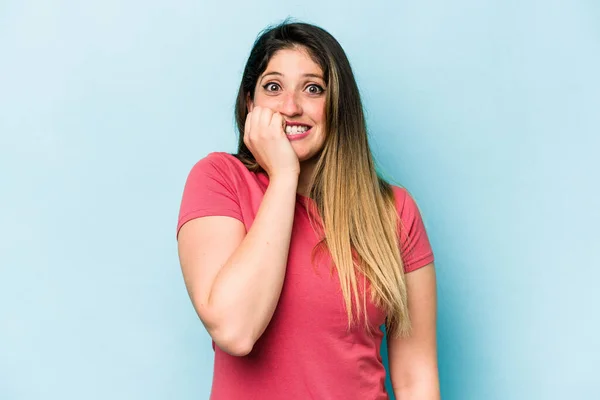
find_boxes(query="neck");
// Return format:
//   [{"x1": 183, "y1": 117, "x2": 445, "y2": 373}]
[{"x1": 297, "y1": 158, "x2": 317, "y2": 197}]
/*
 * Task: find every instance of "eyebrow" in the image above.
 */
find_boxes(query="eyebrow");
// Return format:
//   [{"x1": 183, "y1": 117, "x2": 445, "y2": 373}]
[{"x1": 261, "y1": 72, "x2": 325, "y2": 81}]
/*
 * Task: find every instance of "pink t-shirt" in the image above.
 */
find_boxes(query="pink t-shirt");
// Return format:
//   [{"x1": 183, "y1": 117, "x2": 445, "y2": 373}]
[{"x1": 177, "y1": 152, "x2": 434, "y2": 400}]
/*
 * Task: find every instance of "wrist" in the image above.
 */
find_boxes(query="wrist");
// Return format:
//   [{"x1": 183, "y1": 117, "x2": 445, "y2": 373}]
[{"x1": 268, "y1": 173, "x2": 299, "y2": 191}]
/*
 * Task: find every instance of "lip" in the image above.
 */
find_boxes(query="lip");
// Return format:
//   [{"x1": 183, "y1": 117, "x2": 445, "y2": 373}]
[
  {"x1": 285, "y1": 121, "x2": 312, "y2": 127},
  {"x1": 286, "y1": 127, "x2": 312, "y2": 141}
]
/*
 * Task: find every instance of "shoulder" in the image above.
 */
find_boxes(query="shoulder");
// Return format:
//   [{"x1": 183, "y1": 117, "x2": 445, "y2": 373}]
[
  {"x1": 389, "y1": 185, "x2": 418, "y2": 215},
  {"x1": 388, "y1": 184, "x2": 435, "y2": 271},
  {"x1": 191, "y1": 151, "x2": 240, "y2": 171},
  {"x1": 187, "y1": 152, "x2": 246, "y2": 180},
  {"x1": 177, "y1": 152, "x2": 246, "y2": 236},
  {"x1": 388, "y1": 184, "x2": 429, "y2": 235}
]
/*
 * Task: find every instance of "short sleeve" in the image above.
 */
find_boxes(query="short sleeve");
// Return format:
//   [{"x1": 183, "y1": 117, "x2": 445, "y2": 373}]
[
  {"x1": 395, "y1": 188, "x2": 435, "y2": 273},
  {"x1": 176, "y1": 153, "x2": 243, "y2": 237}
]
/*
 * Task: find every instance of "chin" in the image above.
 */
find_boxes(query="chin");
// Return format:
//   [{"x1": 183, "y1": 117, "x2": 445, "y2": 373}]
[
  {"x1": 292, "y1": 140, "x2": 324, "y2": 164},
  {"x1": 292, "y1": 147, "x2": 310, "y2": 159},
  {"x1": 296, "y1": 151, "x2": 321, "y2": 165}
]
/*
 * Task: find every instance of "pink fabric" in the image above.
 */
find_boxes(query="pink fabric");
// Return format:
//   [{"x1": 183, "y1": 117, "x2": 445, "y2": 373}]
[{"x1": 177, "y1": 152, "x2": 435, "y2": 400}]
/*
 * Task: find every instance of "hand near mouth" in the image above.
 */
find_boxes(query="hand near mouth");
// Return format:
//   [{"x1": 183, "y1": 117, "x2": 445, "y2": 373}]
[
  {"x1": 244, "y1": 106, "x2": 300, "y2": 179},
  {"x1": 284, "y1": 121, "x2": 312, "y2": 136}
]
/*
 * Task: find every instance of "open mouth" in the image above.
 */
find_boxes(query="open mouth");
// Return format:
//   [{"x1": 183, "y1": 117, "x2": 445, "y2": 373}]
[{"x1": 284, "y1": 123, "x2": 312, "y2": 135}]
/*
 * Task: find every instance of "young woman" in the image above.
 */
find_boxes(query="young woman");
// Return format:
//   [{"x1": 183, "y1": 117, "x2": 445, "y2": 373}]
[{"x1": 177, "y1": 21, "x2": 440, "y2": 399}]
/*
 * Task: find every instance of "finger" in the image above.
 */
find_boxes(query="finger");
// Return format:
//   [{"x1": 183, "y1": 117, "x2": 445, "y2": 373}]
[
  {"x1": 259, "y1": 107, "x2": 273, "y2": 133},
  {"x1": 244, "y1": 111, "x2": 252, "y2": 135},
  {"x1": 244, "y1": 111, "x2": 252, "y2": 145},
  {"x1": 251, "y1": 106, "x2": 262, "y2": 133},
  {"x1": 270, "y1": 112, "x2": 284, "y2": 135}
]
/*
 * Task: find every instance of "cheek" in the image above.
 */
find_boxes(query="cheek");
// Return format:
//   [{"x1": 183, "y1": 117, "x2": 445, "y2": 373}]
[
  {"x1": 308, "y1": 102, "x2": 326, "y2": 124},
  {"x1": 252, "y1": 93, "x2": 277, "y2": 109}
]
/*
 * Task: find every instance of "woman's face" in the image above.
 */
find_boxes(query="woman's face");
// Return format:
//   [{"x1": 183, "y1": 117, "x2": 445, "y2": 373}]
[{"x1": 248, "y1": 47, "x2": 327, "y2": 163}]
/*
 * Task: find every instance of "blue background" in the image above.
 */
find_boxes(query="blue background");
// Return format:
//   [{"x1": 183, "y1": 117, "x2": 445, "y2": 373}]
[{"x1": 1, "y1": 1, "x2": 598, "y2": 399}]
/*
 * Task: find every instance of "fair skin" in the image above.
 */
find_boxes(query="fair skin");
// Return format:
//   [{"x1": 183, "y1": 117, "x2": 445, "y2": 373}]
[
  {"x1": 247, "y1": 47, "x2": 328, "y2": 194},
  {"x1": 177, "y1": 47, "x2": 439, "y2": 397},
  {"x1": 178, "y1": 48, "x2": 321, "y2": 357},
  {"x1": 388, "y1": 263, "x2": 440, "y2": 399}
]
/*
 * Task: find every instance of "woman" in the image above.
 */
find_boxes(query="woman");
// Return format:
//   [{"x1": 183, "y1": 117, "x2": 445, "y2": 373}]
[{"x1": 177, "y1": 21, "x2": 440, "y2": 399}]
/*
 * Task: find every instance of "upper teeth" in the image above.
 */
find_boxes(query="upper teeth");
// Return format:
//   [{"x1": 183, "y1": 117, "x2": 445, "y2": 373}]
[{"x1": 285, "y1": 125, "x2": 309, "y2": 134}]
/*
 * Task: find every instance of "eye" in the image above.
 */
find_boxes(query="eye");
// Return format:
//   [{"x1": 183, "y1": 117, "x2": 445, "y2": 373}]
[
  {"x1": 263, "y1": 82, "x2": 281, "y2": 92},
  {"x1": 306, "y1": 84, "x2": 324, "y2": 95}
]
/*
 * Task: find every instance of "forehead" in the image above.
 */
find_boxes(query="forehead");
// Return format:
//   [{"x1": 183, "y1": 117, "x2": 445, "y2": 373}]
[{"x1": 263, "y1": 47, "x2": 324, "y2": 77}]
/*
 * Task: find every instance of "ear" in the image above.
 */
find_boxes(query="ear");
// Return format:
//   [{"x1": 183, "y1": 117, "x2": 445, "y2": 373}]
[{"x1": 246, "y1": 93, "x2": 254, "y2": 113}]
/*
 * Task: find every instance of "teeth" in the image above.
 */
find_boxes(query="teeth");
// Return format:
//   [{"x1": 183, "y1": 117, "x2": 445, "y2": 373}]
[{"x1": 285, "y1": 125, "x2": 309, "y2": 135}]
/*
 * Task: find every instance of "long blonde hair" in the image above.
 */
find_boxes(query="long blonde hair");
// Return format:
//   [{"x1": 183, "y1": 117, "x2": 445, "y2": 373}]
[{"x1": 234, "y1": 21, "x2": 410, "y2": 337}]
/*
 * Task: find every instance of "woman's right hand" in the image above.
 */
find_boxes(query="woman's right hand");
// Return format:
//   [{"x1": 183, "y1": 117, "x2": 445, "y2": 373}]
[{"x1": 244, "y1": 106, "x2": 300, "y2": 178}]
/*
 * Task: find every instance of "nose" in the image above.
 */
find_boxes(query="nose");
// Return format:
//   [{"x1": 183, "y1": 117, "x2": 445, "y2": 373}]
[{"x1": 279, "y1": 92, "x2": 302, "y2": 116}]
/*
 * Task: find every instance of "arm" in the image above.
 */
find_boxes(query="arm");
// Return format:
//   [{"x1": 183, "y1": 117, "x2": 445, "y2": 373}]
[
  {"x1": 388, "y1": 263, "x2": 440, "y2": 399},
  {"x1": 177, "y1": 173, "x2": 298, "y2": 357}
]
